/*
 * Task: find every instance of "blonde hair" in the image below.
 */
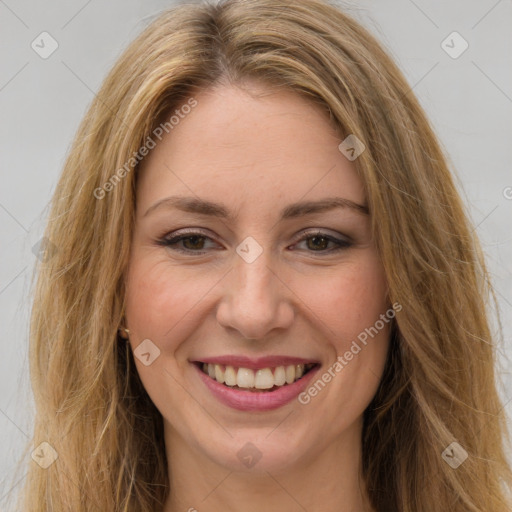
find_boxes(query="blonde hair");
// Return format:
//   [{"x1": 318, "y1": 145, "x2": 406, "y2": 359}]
[{"x1": 14, "y1": 0, "x2": 512, "y2": 510}]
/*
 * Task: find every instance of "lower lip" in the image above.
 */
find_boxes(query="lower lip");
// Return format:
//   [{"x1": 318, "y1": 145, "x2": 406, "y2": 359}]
[{"x1": 193, "y1": 363, "x2": 321, "y2": 412}]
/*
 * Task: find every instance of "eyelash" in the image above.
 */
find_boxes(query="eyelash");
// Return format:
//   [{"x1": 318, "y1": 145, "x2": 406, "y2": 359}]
[{"x1": 155, "y1": 229, "x2": 352, "y2": 255}]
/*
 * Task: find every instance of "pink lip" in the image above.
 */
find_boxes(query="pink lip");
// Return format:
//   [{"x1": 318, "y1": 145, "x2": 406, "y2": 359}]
[
  {"x1": 192, "y1": 355, "x2": 319, "y2": 370},
  {"x1": 192, "y1": 362, "x2": 321, "y2": 412}
]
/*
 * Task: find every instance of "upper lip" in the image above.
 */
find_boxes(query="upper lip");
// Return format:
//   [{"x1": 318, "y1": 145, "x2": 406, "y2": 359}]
[{"x1": 192, "y1": 355, "x2": 320, "y2": 370}]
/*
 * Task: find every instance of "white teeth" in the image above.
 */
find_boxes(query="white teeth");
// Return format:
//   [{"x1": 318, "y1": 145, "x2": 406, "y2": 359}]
[
  {"x1": 254, "y1": 368, "x2": 274, "y2": 389},
  {"x1": 237, "y1": 367, "x2": 254, "y2": 388},
  {"x1": 285, "y1": 365, "x2": 296, "y2": 384},
  {"x1": 200, "y1": 362, "x2": 315, "y2": 389},
  {"x1": 215, "y1": 364, "x2": 225, "y2": 384},
  {"x1": 274, "y1": 365, "x2": 286, "y2": 386},
  {"x1": 224, "y1": 365, "x2": 237, "y2": 386}
]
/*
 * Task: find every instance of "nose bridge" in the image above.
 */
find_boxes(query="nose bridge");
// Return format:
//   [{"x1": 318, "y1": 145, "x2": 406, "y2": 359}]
[
  {"x1": 236, "y1": 248, "x2": 274, "y2": 300},
  {"x1": 233, "y1": 234, "x2": 275, "y2": 294},
  {"x1": 215, "y1": 239, "x2": 294, "y2": 339},
  {"x1": 232, "y1": 238, "x2": 281, "y2": 312}
]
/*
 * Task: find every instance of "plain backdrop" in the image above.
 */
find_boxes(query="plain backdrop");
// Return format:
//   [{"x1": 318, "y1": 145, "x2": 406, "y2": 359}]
[{"x1": 1, "y1": 0, "x2": 511, "y2": 508}]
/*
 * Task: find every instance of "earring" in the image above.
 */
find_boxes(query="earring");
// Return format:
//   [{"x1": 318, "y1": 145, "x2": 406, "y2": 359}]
[{"x1": 118, "y1": 326, "x2": 130, "y2": 339}]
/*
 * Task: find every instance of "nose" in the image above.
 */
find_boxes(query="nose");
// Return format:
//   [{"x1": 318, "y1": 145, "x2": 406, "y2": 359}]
[{"x1": 215, "y1": 247, "x2": 295, "y2": 340}]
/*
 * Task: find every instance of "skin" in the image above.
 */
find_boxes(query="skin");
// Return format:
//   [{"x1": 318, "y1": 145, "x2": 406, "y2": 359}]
[{"x1": 123, "y1": 81, "x2": 390, "y2": 512}]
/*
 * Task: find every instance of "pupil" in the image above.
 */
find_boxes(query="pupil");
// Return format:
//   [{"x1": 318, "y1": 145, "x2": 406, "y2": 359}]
[
  {"x1": 184, "y1": 236, "x2": 204, "y2": 249},
  {"x1": 308, "y1": 236, "x2": 328, "y2": 250}
]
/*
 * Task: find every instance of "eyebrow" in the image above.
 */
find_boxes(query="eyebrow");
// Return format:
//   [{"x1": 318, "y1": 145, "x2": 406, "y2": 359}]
[{"x1": 143, "y1": 195, "x2": 369, "y2": 220}]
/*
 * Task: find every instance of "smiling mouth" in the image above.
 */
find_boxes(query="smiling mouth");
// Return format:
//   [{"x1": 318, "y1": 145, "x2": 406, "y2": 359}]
[{"x1": 195, "y1": 362, "x2": 318, "y2": 392}]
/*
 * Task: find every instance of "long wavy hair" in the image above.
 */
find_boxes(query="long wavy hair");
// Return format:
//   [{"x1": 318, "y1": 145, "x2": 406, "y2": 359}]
[{"x1": 13, "y1": 0, "x2": 511, "y2": 510}]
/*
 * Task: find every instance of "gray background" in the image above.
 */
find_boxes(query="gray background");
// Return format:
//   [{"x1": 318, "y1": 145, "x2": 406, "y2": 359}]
[{"x1": 1, "y1": 0, "x2": 511, "y2": 508}]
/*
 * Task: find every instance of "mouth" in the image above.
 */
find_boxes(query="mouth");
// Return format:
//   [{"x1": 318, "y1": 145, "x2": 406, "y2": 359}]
[
  {"x1": 190, "y1": 354, "x2": 322, "y2": 411},
  {"x1": 192, "y1": 361, "x2": 320, "y2": 392}
]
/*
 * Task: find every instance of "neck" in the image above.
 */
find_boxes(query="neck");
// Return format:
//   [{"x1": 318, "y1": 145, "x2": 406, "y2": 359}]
[{"x1": 161, "y1": 418, "x2": 374, "y2": 512}]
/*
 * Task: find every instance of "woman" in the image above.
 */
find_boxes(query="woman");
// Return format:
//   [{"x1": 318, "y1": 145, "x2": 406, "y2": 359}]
[{"x1": 18, "y1": 0, "x2": 512, "y2": 510}]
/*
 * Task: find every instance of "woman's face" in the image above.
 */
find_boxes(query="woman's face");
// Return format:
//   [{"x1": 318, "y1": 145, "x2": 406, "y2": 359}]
[{"x1": 124, "y1": 82, "x2": 391, "y2": 473}]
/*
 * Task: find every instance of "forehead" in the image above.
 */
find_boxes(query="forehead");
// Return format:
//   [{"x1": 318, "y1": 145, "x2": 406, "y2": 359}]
[{"x1": 135, "y1": 83, "x2": 366, "y2": 218}]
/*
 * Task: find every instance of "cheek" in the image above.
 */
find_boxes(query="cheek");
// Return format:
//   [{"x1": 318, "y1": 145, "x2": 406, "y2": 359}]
[
  {"x1": 124, "y1": 255, "x2": 189, "y2": 344},
  {"x1": 123, "y1": 255, "x2": 204, "y2": 409},
  {"x1": 296, "y1": 255, "x2": 389, "y2": 346},
  {"x1": 298, "y1": 258, "x2": 391, "y2": 424},
  {"x1": 124, "y1": 252, "x2": 224, "y2": 350}
]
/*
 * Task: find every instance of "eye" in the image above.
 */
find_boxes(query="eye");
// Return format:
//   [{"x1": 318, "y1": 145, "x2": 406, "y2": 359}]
[
  {"x1": 156, "y1": 230, "x2": 221, "y2": 254},
  {"x1": 291, "y1": 230, "x2": 352, "y2": 253},
  {"x1": 156, "y1": 228, "x2": 352, "y2": 255}
]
